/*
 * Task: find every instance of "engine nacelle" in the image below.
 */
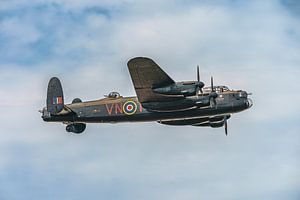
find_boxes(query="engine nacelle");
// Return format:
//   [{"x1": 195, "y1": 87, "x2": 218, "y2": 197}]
[
  {"x1": 159, "y1": 115, "x2": 230, "y2": 126},
  {"x1": 194, "y1": 121, "x2": 224, "y2": 128},
  {"x1": 66, "y1": 123, "x2": 86, "y2": 134},
  {"x1": 193, "y1": 115, "x2": 230, "y2": 128},
  {"x1": 152, "y1": 81, "x2": 204, "y2": 97},
  {"x1": 209, "y1": 121, "x2": 225, "y2": 128}
]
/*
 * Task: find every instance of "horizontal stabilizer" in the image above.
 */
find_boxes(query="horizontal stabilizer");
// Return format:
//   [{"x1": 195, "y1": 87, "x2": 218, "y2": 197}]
[{"x1": 47, "y1": 77, "x2": 64, "y2": 115}]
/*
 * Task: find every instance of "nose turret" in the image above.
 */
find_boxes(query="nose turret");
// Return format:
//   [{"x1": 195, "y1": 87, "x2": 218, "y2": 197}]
[
  {"x1": 241, "y1": 90, "x2": 253, "y2": 109},
  {"x1": 246, "y1": 97, "x2": 253, "y2": 108},
  {"x1": 234, "y1": 90, "x2": 253, "y2": 111}
]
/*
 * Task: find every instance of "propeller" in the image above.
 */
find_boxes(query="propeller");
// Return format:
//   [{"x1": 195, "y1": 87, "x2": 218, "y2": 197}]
[
  {"x1": 224, "y1": 116, "x2": 228, "y2": 136},
  {"x1": 195, "y1": 65, "x2": 204, "y2": 94},
  {"x1": 211, "y1": 76, "x2": 214, "y2": 91},
  {"x1": 209, "y1": 76, "x2": 218, "y2": 107},
  {"x1": 197, "y1": 65, "x2": 200, "y2": 82}
]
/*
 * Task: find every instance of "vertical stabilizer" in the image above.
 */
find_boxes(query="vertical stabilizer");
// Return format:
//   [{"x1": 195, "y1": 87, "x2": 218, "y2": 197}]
[{"x1": 47, "y1": 77, "x2": 64, "y2": 115}]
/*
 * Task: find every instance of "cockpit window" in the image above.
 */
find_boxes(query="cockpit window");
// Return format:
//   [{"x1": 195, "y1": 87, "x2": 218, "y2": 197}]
[
  {"x1": 108, "y1": 92, "x2": 121, "y2": 98},
  {"x1": 202, "y1": 86, "x2": 230, "y2": 93},
  {"x1": 216, "y1": 86, "x2": 229, "y2": 92}
]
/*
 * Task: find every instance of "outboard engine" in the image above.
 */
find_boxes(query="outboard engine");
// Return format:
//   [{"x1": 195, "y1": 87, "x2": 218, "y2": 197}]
[{"x1": 152, "y1": 81, "x2": 204, "y2": 97}]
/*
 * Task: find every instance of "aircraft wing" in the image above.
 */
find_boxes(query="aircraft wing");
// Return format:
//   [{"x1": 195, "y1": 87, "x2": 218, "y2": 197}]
[
  {"x1": 158, "y1": 117, "x2": 210, "y2": 126},
  {"x1": 127, "y1": 57, "x2": 184, "y2": 103},
  {"x1": 158, "y1": 115, "x2": 230, "y2": 126}
]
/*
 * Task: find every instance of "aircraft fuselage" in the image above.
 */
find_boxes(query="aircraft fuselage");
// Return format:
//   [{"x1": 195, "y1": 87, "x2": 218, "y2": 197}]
[{"x1": 42, "y1": 90, "x2": 252, "y2": 124}]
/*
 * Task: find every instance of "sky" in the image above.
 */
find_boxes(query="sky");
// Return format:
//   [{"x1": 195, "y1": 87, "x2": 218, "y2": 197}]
[{"x1": 0, "y1": 0, "x2": 300, "y2": 199}]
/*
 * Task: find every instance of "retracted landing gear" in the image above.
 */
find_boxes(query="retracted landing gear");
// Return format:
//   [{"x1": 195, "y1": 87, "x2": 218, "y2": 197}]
[{"x1": 66, "y1": 123, "x2": 86, "y2": 134}]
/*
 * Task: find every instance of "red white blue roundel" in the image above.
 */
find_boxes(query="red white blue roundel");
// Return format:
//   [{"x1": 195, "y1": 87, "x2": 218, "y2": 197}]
[{"x1": 123, "y1": 101, "x2": 137, "y2": 115}]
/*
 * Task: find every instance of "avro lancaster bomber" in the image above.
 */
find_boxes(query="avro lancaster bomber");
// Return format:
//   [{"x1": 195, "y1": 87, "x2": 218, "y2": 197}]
[{"x1": 41, "y1": 57, "x2": 253, "y2": 135}]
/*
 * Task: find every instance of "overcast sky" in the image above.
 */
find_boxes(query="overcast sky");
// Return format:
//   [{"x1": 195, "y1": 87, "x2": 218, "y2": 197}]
[{"x1": 0, "y1": 0, "x2": 300, "y2": 200}]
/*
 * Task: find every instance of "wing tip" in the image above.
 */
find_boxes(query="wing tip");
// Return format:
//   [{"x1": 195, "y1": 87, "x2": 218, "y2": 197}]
[{"x1": 127, "y1": 57, "x2": 153, "y2": 67}]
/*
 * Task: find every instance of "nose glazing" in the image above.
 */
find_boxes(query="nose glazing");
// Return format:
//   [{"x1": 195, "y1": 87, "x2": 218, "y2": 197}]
[{"x1": 246, "y1": 98, "x2": 253, "y2": 108}]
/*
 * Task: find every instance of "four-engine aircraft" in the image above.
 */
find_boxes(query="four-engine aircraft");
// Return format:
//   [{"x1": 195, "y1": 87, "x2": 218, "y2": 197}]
[{"x1": 41, "y1": 57, "x2": 253, "y2": 135}]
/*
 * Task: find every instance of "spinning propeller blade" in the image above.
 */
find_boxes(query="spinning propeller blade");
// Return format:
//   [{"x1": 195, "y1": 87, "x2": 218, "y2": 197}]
[
  {"x1": 224, "y1": 117, "x2": 228, "y2": 136},
  {"x1": 211, "y1": 76, "x2": 214, "y2": 91},
  {"x1": 209, "y1": 76, "x2": 218, "y2": 107},
  {"x1": 195, "y1": 65, "x2": 203, "y2": 94},
  {"x1": 197, "y1": 65, "x2": 200, "y2": 82}
]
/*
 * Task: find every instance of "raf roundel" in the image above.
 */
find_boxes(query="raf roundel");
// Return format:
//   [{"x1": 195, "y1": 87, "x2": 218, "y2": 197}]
[{"x1": 123, "y1": 101, "x2": 137, "y2": 115}]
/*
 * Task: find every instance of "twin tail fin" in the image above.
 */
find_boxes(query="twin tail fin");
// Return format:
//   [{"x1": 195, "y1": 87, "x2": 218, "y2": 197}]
[{"x1": 47, "y1": 77, "x2": 64, "y2": 115}]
